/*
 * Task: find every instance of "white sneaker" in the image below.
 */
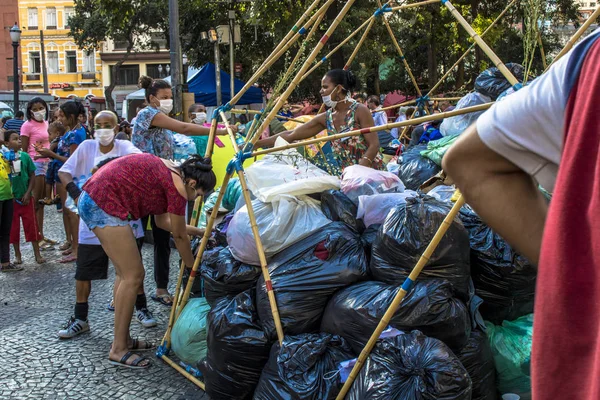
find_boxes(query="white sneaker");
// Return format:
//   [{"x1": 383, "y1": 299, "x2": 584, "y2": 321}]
[
  {"x1": 135, "y1": 308, "x2": 157, "y2": 328},
  {"x1": 58, "y1": 317, "x2": 90, "y2": 339}
]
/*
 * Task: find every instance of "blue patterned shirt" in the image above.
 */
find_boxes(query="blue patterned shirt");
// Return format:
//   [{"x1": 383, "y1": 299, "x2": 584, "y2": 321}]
[{"x1": 132, "y1": 106, "x2": 174, "y2": 160}]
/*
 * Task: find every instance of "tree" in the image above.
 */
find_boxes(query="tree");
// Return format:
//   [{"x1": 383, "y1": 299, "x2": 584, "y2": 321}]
[{"x1": 70, "y1": 0, "x2": 168, "y2": 111}]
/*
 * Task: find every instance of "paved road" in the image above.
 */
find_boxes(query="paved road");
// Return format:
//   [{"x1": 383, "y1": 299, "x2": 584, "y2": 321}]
[{"x1": 0, "y1": 207, "x2": 207, "y2": 399}]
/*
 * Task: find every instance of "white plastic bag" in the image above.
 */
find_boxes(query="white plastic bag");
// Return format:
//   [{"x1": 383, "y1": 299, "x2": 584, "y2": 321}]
[
  {"x1": 245, "y1": 137, "x2": 340, "y2": 202},
  {"x1": 357, "y1": 191, "x2": 418, "y2": 227},
  {"x1": 427, "y1": 185, "x2": 456, "y2": 203},
  {"x1": 440, "y1": 92, "x2": 491, "y2": 137},
  {"x1": 173, "y1": 133, "x2": 198, "y2": 162},
  {"x1": 227, "y1": 195, "x2": 331, "y2": 265},
  {"x1": 341, "y1": 165, "x2": 405, "y2": 203}
]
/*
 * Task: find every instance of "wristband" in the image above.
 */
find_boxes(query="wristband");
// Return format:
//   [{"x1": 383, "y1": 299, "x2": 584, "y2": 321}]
[
  {"x1": 66, "y1": 182, "x2": 82, "y2": 201},
  {"x1": 361, "y1": 156, "x2": 373, "y2": 164}
]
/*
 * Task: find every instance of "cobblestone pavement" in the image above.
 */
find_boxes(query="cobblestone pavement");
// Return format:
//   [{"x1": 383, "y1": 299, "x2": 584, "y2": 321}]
[{"x1": 0, "y1": 208, "x2": 208, "y2": 399}]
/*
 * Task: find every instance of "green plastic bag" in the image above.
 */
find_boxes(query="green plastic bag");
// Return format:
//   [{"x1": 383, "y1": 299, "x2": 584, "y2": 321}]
[
  {"x1": 420, "y1": 134, "x2": 460, "y2": 165},
  {"x1": 485, "y1": 314, "x2": 534, "y2": 399},
  {"x1": 223, "y1": 178, "x2": 243, "y2": 211},
  {"x1": 171, "y1": 297, "x2": 211, "y2": 366}
]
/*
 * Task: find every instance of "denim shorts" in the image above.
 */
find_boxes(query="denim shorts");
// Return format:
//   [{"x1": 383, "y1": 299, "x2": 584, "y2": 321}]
[
  {"x1": 34, "y1": 161, "x2": 49, "y2": 176},
  {"x1": 78, "y1": 191, "x2": 129, "y2": 231},
  {"x1": 45, "y1": 161, "x2": 61, "y2": 185}
]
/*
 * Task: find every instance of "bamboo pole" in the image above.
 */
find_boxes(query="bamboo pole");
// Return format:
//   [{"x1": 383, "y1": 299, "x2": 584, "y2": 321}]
[
  {"x1": 390, "y1": 0, "x2": 439, "y2": 12},
  {"x1": 282, "y1": 7, "x2": 328, "y2": 85},
  {"x1": 230, "y1": 0, "x2": 323, "y2": 105},
  {"x1": 231, "y1": 108, "x2": 307, "y2": 124},
  {"x1": 547, "y1": 6, "x2": 600, "y2": 70},
  {"x1": 161, "y1": 354, "x2": 206, "y2": 390},
  {"x1": 344, "y1": 17, "x2": 376, "y2": 70},
  {"x1": 537, "y1": 31, "x2": 547, "y2": 70},
  {"x1": 220, "y1": 111, "x2": 285, "y2": 344},
  {"x1": 252, "y1": 102, "x2": 492, "y2": 157},
  {"x1": 303, "y1": 17, "x2": 374, "y2": 80},
  {"x1": 428, "y1": 0, "x2": 516, "y2": 98},
  {"x1": 377, "y1": 0, "x2": 422, "y2": 97},
  {"x1": 443, "y1": 0, "x2": 519, "y2": 86},
  {"x1": 335, "y1": 195, "x2": 467, "y2": 399},
  {"x1": 253, "y1": 0, "x2": 360, "y2": 141}
]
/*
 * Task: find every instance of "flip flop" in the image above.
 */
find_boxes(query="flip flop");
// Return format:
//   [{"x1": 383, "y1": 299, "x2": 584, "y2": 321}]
[
  {"x1": 59, "y1": 255, "x2": 77, "y2": 263},
  {"x1": 151, "y1": 294, "x2": 173, "y2": 307},
  {"x1": 59, "y1": 242, "x2": 72, "y2": 251},
  {"x1": 108, "y1": 352, "x2": 151, "y2": 369},
  {"x1": 62, "y1": 249, "x2": 73, "y2": 256}
]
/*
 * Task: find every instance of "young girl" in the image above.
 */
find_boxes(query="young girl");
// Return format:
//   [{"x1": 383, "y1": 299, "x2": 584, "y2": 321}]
[
  {"x1": 5, "y1": 130, "x2": 45, "y2": 265},
  {"x1": 20, "y1": 97, "x2": 55, "y2": 248},
  {"x1": 35, "y1": 101, "x2": 87, "y2": 263}
]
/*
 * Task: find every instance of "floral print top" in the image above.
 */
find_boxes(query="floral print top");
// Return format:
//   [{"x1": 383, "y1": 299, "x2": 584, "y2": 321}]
[
  {"x1": 55, "y1": 126, "x2": 86, "y2": 169},
  {"x1": 132, "y1": 106, "x2": 175, "y2": 160},
  {"x1": 324, "y1": 100, "x2": 383, "y2": 176}
]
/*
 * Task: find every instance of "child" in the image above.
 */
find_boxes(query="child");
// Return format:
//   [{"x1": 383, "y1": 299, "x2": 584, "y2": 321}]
[
  {"x1": 39, "y1": 121, "x2": 65, "y2": 206},
  {"x1": 5, "y1": 130, "x2": 45, "y2": 265}
]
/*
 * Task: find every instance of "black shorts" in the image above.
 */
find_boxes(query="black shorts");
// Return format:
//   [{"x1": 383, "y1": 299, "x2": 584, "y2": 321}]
[{"x1": 74, "y1": 239, "x2": 144, "y2": 281}]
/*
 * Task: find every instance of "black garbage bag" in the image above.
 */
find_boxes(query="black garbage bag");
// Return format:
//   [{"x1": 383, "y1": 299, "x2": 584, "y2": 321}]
[
  {"x1": 254, "y1": 333, "x2": 355, "y2": 400},
  {"x1": 201, "y1": 246, "x2": 262, "y2": 307},
  {"x1": 347, "y1": 330, "x2": 472, "y2": 400},
  {"x1": 199, "y1": 290, "x2": 272, "y2": 400},
  {"x1": 256, "y1": 222, "x2": 368, "y2": 339},
  {"x1": 399, "y1": 144, "x2": 441, "y2": 191},
  {"x1": 213, "y1": 212, "x2": 234, "y2": 247},
  {"x1": 361, "y1": 224, "x2": 381, "y2": 265},
  {"x1": 475, "y1": 63, "x2": 525, "y2": 100},
  {"x1": 457, "y1": 329, "x2": 497, "y2": 400},
  {"x1": 320, "y1": 190, "x2": 365, "y2": 233},
  {"x1": 371, "y1": 195, "x2": 471, "y2": 300},
  {"x1": 321, "y1": 280, "x2": 471, "y2": 353},
  {"x1": 460, "y1": 207, "x2": 536, "y2": 324}
]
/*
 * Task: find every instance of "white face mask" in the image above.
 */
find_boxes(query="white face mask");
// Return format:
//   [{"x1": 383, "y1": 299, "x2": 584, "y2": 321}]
[
  {"x1": 193, "y1": 112, "x2": 207, "y2": 125},
  {"x1": 322, "y1": 94, "x2": 338, "y2": 109},
  {"x1": 33, "y1": 110, "x2": 46, "y2": 122},
  {"x1": 158, "y1": 99, "x2": 173, "y2": 115},
  {"x1": 94, "y1": 128, "x2": 115, "y2": 146}
]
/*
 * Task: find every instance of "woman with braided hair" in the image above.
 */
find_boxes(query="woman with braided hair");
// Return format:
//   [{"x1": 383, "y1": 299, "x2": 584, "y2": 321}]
[{"x1": 68, "y1": 153, "x2": 215, "y2": 369}]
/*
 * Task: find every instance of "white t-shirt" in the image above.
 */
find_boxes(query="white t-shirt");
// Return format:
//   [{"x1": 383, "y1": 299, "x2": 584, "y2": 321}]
[
  {"x1": 475, "y1": 29, "x2": 600, "y2": 191},
  {"x1": 59, "y1": 139, "x2": 144, "y2": 245}
]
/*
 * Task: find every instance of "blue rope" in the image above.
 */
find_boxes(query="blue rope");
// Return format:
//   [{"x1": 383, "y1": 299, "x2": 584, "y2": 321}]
[
  {"x1": 298, "y1": 27, "x2": 307, "y2": 35},
  {"x1": 415, "y1": 95, "x2": 430, "y2": 108},
  {"x1": 156, "y1": 341, "x2": 170, "y2": 357},
  {"x1": 226, "y1": 149, "x2": 254, "y2": 174},
  {"x1": 373, "y1": 4, "x2": 392, "y2": 17},
  {"x1": 512, "y1": 82, "x2": 523, "y2": 91}
]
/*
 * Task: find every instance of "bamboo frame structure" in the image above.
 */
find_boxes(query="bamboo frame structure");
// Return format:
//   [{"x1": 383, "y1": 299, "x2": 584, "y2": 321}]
[
  {"x1": 335, "y1": 195, "x2": 467, "y2": 400},
  {"x1": 231, "y1": 108, "x2": 308, "y2": 124},
  {"x1": 158, "y1": 0, "x2": 592, "y2": 393}
]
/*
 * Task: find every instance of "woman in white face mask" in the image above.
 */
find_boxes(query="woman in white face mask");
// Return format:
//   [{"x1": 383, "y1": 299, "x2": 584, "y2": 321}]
[
  {"x1": 132, "y1": 76, "x2": 234, "y2": 306},
  {"x1": 256, "y1": 69, "x2": 382, "y2": 176}
]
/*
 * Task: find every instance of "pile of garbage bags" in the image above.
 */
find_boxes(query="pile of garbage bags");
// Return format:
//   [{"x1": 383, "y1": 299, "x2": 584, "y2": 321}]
[
  {"x1": 371, "y1": 195, "x2": 471, "y2": 300},
  {"x1": 254, "y1": 333, "x2": 354, "y2": 400},
  {"x1": 256, "y1": 222, "x2": 368, "y2": 338},
  {"x1": 347, "y1": 330, "x2": 473, "y2": 400},
  {"x1": 475, "y1": 63, "x2": 525, "y2": 100},
  {"x1": 320, "y1": 190, "x2": 364, "y2": 233}
]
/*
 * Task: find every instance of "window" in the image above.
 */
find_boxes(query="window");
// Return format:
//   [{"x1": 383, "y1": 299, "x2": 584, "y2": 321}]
[
  {"x1": 47, "y1": 51, "x2": 58, "y2": 73},
  {"x1": 591, "y1": 2, "x2": 597, "y2": 6},
  {"x1": 110, "y1": 65, "x2": 140, "y2": 85},
  {"x1": 28, "y1": 8, "x2": 38, "y2": 29},
  {"x1": 46, "y1": 7, "x2": 57, "y2": 29},
  {"x1": 146, "y1": 63, "x2": 170, "y2": 79},
  {"x1": 29, "y1": 52, "x2": 41, "y2": 73},
  {"x1": 66, "y1": 50, "x2": 77, "y2": 73},
  {"x1": 83, "y1": 51, "x2": 95, "y2": 73},
  {"x1": 64, "y1": 7, "x2": 74, "y2": 28}
]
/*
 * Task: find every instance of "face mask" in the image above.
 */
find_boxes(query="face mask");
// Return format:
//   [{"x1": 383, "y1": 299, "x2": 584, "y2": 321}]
[
  {"x1": 322, "y1": 86, "x2": 342, "y2": 108},
  {"x1": 33, "y1": 110, "x2": 46, "y2": 122},
  {"x1": 193, "y1": 112, "x2": 207, "y2": 125},
  {"x1": 94, "y1": 128, "x2": 115, "y2": 146},
  {"x1": 158, "y1": 99, "x2": 173, "y2": 115}
]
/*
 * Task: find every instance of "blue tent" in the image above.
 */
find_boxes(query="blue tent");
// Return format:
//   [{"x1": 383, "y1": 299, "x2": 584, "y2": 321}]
[{"x1": 187, "y1": 63, "x2": 263, "y2": 106}]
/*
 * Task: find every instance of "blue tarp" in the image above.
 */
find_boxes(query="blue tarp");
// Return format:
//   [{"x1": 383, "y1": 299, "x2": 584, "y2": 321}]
[{"x1": 188, "y1": 63, "x2": 263, "y2": 106}]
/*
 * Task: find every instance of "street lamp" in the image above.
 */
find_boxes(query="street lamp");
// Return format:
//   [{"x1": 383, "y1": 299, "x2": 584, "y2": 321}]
[
  {"x1": 9, "y1": 23, "x2": 21, "y2": 114},
  {"x1": 203, "y1": 28, "x2": 222, "y2": 106}
]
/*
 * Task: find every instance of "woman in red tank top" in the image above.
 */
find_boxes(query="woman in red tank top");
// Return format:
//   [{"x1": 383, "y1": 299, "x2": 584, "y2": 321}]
[{"x1": 67, "y1": 153, "x2": 215, "y2": 369}]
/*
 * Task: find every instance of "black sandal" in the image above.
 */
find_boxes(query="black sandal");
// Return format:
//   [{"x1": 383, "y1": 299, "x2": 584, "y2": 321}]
[
  {"x1": 109, "y1": 351, "x2": 151, "y2": 369},
  {"x1": 131, "y1": 338, "x2": 156, "y2": 352}
]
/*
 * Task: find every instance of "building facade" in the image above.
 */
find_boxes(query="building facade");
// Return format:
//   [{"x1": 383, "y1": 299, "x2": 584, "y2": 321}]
[
  {"x1": 100, "y1": 36, "x2": 170, "y2": 114},
  {"x1": 576, "y1": 0, "x2": 598, "y2": 19},
  {"x1": 1, "y1": 0, "x2": 20, "y2": 92},
  {"x1": 18, "y1": 0, "x2": 103, "y2": 99}
]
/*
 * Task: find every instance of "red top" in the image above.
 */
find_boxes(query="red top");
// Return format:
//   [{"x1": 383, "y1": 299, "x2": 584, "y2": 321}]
[
  {"x1": 83, "y1": 153, "x2": 187, "y2": 220},
  {"x1": 533, "y1": 41, "x2": 600, "y2": 399}
]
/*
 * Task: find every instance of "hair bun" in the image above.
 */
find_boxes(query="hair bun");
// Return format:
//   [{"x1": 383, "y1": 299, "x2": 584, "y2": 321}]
[
  {"x1": 194, "y1": 156, "x2": 212, "y2": 172},
  {"x1": 139, "y1": 75, "x2": 153, "y2": 90},
  {"x1": 345, "y1": 70, "x2": 357, "y2": 91}
]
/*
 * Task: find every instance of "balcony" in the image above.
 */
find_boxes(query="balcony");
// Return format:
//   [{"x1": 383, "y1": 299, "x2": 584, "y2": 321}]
[{"x1": 25, "y1": 74, "x2": 40, "y2": 81}]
